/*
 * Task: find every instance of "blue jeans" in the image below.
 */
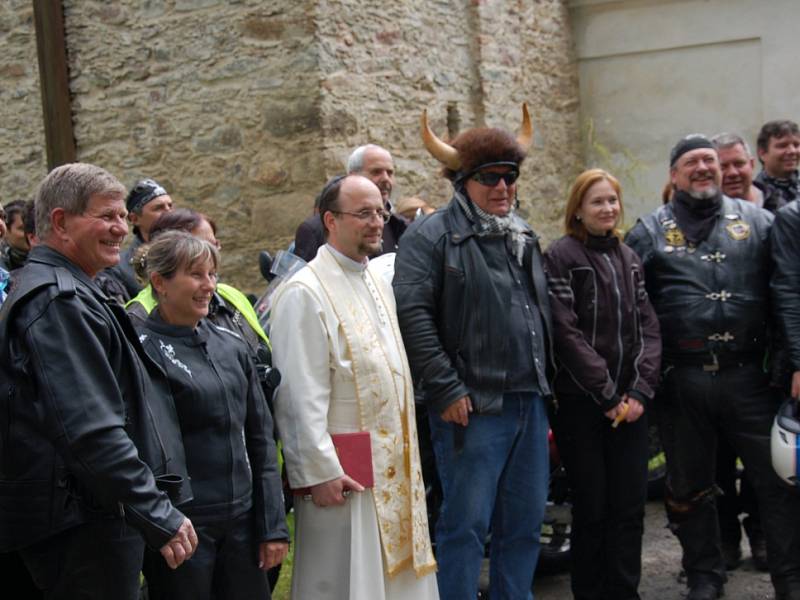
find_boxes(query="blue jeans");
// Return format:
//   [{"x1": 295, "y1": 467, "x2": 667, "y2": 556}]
[{"x1": 429, "y1": 392, "x2": 549, "y2": 600}]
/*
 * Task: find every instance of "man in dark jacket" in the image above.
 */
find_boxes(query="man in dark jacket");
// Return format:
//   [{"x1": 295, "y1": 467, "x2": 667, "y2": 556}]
[
  {"x1": 394, "y1": 105, "x2": 552, "y2": 600},
  {"x1": 627, "y1": 135, "x2": 800, "y2": 600},
  {"x1": 0, "y1": 200, "x2": 30, "y2": 271},
  {"x1": 0, "y1": 163, "x2": 197, "y2": 600},
  {"x1": 754, "y1": 120, "x2": 800, "y2": 212},
  {"x1": 97, "y1": 178, "x2": 174, "y2": 302},
  {"x1": 710, "y1": 131, "x2": 769, "y2": 571}
]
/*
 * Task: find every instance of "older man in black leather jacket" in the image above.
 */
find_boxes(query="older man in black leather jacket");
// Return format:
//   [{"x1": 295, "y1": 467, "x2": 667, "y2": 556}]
[
  {"x1": 394, "y1": 106, "x2": 553, "y2": 600},
  {"x1": 0, "y1": 164, "x2": 197, "y2": 600},
  {"x1": 627, "y1": 135, "x2": 800, "y2": 600}
]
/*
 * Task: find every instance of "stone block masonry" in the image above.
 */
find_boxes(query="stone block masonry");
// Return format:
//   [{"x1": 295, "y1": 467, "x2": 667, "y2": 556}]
[{"x1": 1, "y1": 0, "x2": 580, "y2": 293}]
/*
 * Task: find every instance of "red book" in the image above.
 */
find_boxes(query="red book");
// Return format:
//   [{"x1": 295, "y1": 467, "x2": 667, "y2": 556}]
[{"x1": 292, "y1": 431, "x2": 374, "y2": 496}]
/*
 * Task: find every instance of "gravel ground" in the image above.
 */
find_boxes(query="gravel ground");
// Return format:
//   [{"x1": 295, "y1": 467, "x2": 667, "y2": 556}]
[{"x1": 532, "y1": 500, "x2": 775, "y2": 600}]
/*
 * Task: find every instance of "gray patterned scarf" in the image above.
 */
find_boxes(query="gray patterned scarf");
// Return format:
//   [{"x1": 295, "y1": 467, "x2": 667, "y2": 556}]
[{"x1": 455, "y1": 191, "x2": 528, "y2": 266}]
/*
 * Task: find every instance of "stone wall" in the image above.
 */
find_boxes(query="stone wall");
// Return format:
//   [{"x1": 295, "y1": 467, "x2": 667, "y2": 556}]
[
  {"x1": 0, "y1": 1, "x2": 47, "y2": 202},
  {"x1": 1, "y1": 0, "x2": 580, "y2": 293}
]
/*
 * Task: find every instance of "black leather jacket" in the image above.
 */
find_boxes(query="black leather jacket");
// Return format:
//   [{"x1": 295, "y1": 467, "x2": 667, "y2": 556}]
[
  {"x1": 137, "y1": 312, "x2": 288, "y2": 541},
  {"x1": 770, "y1": 200, "x2": 800, "y2": 371},
  {"x1": 0, "y1": 246, "x2": 188, "y2": 552},
  {"x1": 626, "y1": 196, "x2": 773, "y2": 365},
  {"x1": 393, "y1": 194, "x2": 554, "y2": 416}
]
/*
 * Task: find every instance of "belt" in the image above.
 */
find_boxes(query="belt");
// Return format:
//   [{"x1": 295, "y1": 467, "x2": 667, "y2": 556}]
[{"x1": 664, "y1": 352, "x2": 762, "y2": 372}]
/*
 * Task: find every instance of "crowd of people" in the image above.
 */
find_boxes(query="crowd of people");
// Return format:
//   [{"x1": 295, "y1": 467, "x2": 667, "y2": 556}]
[{"x1": 1, "y1": 110, "x2": 800, "y2": 600}]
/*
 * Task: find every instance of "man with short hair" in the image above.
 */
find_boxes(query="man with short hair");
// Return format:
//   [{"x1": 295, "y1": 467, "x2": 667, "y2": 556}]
[
  {"x1": 710, "y1": 131, "x2": 769, "y2": 572},
  {"x1": 394, "y1": 106, "x2": 552, "y2": 600},
  {"x1": 0, "y1": 163, "x2": 197, "y2": 599},
  {"x1": 347, "y1": 144, "x2": 406, "y2": 252},
  {"x1": 755, "y1": 120, "x2": 800, "y2": 211},
  {"x1": 271, "y1": 175, "x2": 438, "y2": 599},
  {"x1": 627, "y1": 135, "x2": 800, "y2": 600},
  {"x1": 712, "y1": 133, "x2": 765, "y2": 208},
  {"x1": 294, "y1": 145, "x2": 407, "y2": 262},
  {"x1": 0, "y1": 200, "x2": 31, "y2": 271},
  {"x1": 98, "y1": 178, "x2": 174, "y2": 301}
]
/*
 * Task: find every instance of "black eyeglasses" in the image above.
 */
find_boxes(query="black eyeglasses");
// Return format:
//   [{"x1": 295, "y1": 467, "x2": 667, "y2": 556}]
[
  {"x1": 470, "y1": 171, "x2": 519, "y2": 187},
  {"x1": 332, "y1": 209, "x2": 391, "y2": 223}
]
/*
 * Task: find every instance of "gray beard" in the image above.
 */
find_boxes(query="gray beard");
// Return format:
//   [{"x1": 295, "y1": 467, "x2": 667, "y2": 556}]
[{"x1": 688, "y1": 185, "x2": 719, "y2": 200}]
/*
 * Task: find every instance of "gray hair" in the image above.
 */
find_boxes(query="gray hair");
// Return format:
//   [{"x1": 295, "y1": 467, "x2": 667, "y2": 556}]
[
  {"x1": 711, "y1": 132, "x2": 752, "y2": 157},
  {"x1": 346, "y1": 144, "x2": 388, "y2": 174},
  {"x1": 35, "y1": 163, "x2": 126, "y2": 239},
  {"x1": 134, "y1": 230, "x2": 219, "y2": 298}
]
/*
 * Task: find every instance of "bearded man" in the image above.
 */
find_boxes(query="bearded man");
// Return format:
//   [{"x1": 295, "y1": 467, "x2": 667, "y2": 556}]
[
  {"x1": 393, "y1": 105, "x2": 553, "y2": 600},
  {"x1": 627, "y1": 135, "x2": 800, "y2": 600}
]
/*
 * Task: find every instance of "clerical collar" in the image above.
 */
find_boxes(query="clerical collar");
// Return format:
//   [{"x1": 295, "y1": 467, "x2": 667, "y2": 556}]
[{"x1": 326, "y1": 243, "x2": 368, "y2": 271}]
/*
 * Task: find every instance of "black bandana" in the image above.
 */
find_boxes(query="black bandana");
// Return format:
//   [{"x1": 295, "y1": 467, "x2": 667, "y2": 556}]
[
  {"x1": 671, "y1": 190, "x2": 721, "y2": 245},
  {"x1": 126, "y1": 179, "x2": 168, "y2": 213}
]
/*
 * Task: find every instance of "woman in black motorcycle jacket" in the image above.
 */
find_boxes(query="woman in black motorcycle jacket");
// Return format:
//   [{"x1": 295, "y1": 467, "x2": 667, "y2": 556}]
[
  {"x1": 133, "y1": 230, "x2": 288, "y2": 600},
  {"x1": 544, "y1": 169, "x2": 661, "y2": 600}
]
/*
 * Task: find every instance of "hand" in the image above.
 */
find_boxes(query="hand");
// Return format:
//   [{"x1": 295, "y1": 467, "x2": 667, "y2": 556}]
[
  {"x1": 622, "y1": 396, "x2": 644, "y2": 423},
  {"x1": 159, "y1": 517, "x2": 198, "y2": 569},
  {"x1": 604, "y1": 401, "x2": 626, "y2": 422},
  {"x1": 791, "y1": 371, "x2": 800, "y2": 399},
  {"x1": 441, "y1": 396, "x2": 473, "y2": 426},
  {"x1": 310, "y1": 474, "x2": 364, "y2": 507},
  {"x1": 258, "y1": 540, "x2": 289, "y2": 570}
]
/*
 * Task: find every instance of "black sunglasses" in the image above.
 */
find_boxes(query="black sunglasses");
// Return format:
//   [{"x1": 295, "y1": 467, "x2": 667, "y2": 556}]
[{"x1": 470, "y1": 171, "x2": 519, "y2": 187}]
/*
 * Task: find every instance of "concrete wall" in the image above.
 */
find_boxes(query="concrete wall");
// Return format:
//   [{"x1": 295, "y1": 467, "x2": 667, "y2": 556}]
[
  {"x1": 1, "y1": 0, "x2": 580, "y2": 292},
  {"x1": 569, "y1": 0, "x2": 800, "y2": 223}
]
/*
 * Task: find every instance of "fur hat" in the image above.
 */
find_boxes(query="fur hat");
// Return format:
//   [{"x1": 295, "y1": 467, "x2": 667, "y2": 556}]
[{"x1": 421, "y1": 104, "x2": 532, "y2": 181}]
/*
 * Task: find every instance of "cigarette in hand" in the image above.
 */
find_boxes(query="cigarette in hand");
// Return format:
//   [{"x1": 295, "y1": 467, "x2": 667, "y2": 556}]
[{"x1": 612, "y1": 402, "x2": 630, "y2": 429}]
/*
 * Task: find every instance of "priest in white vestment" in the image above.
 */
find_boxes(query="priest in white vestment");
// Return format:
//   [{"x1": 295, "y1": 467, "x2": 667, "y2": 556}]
[{"x1": 270, "y1": 174, "x2": 438, "y2": 600}]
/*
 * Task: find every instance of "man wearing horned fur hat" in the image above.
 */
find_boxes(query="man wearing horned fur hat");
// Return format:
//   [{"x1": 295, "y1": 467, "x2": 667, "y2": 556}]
[{"x1": 394, "y1": 105, "x2": 553, "y2": 600}]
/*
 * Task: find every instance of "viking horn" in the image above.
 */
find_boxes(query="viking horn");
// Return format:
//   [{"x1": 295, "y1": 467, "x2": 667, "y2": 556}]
[
  {"x1": 517, "y1": 103, "x2": 533, "y2": 150},
  {"x1": 421, "y1": 109, "x2": 461, "y2": 171}
]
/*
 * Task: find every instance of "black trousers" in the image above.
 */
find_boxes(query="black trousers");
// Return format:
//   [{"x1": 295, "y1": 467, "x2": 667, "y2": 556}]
[
  {"x1": 658, "y1": 362, "x2": 800, "y2": 594},
  {"x1": 19, "y1": 518, "x2": 144, "y2": 600},
  {"x1": 0, "y1": 552, "x2": 42, "y2": 600},
  {"x1": 147, "y1": 510, "x2": 269, "y2": 600},
  {"x1": 552, "y1": 394, "x2": 648, "y2": 600},
  {"x1": 715, "y1": 435, "x2": 762, "y2": 548}
]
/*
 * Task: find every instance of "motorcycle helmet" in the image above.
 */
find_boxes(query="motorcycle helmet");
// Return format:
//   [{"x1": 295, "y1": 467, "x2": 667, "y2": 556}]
[{"x1": 771, "y1": 398, "x2": 800, "y2": 487}]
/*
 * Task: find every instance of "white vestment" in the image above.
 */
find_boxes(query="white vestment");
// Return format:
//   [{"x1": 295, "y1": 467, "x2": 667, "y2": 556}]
[{"x1": 271, "y1": 245, "x2": 438, "y2": 600}]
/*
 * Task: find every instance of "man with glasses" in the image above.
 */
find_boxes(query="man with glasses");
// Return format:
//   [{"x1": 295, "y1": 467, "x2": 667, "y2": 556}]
[
  {"x1": 270, "y1": 174, "x2": 438, "y2": 599},
  {"x1": 393, "y1": 105, "x2": 553, "y2": 600},
  {"x1": 294, "y1": 144, "x2": 407, "y2": 262}
]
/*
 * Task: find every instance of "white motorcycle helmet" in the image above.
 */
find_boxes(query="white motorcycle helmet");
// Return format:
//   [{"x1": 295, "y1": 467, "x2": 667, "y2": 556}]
[{"x1": 771, "y1": 399, "x2": 800, "y2": 487}]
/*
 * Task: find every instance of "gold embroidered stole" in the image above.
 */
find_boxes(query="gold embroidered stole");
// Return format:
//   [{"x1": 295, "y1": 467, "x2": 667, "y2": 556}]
[{"x1": 308, "y1": 246, "x2": 436, "y2": 577}]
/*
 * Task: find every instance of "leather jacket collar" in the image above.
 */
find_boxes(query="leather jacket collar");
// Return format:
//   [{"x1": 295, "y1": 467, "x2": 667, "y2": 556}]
[
  {"x1": 145, "y1": 307, "x2": 209, "y2": 345},
  {"x1": 27, "y1": 245, "x2": 103, "y2": 294}
]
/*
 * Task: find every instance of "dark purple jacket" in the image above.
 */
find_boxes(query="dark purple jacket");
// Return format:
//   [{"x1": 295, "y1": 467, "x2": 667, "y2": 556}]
[{"x1": 544, "y1": 234, "x2": 661, "y2": 411}]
